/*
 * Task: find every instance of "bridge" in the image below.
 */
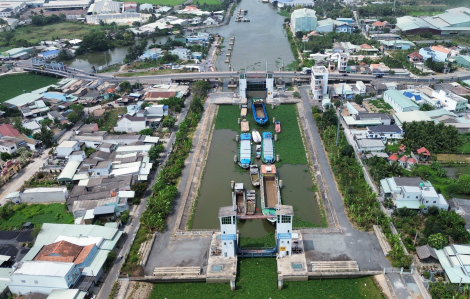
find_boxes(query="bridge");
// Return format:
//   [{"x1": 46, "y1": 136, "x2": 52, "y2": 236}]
[{"x1": 18, "y1": 61, "x2": 470, "y2": 84}]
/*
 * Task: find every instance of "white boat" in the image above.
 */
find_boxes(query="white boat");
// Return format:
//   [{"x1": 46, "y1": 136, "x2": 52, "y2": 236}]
[{"x1": 252, "y1": 129, "x2": 261, "y2": 143}]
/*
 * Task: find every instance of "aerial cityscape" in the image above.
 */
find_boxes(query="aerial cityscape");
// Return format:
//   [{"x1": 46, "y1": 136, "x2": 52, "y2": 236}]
[{"x1": 1, "y1": 0, "x2": 470, "y2": 298}]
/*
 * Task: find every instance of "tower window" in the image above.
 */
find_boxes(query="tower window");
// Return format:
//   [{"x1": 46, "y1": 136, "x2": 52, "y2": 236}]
[
  {"x1": 222, "y1": 216, "x2": 231, "y2": 224},
  {"x1": 281, "y1": 215, "x2": 291, "y2": 223}
]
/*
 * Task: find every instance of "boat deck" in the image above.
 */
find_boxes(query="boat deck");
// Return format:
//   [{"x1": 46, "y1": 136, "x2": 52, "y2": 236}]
[
  {"x1": 255, "y1": 105, "x2": 265, "y2": 118},
  {"x1": 263, "y1": 176, "x2": 277, "y2": 208},
  {"x1": 239, "y1": 139, "x2": 251, "y2": 164},
  {"x1": 263, "y1": 139, "x2": 274, "y2": 158},
  {"x1": 241, "y1": 120, "x2": 249, "y2": 132},
  {"x1": 241, "y1": 107, "x2": 247, "y2": 117},
  {"x1": 236, "y1": 193, "x2": 245, "y2": 215}
]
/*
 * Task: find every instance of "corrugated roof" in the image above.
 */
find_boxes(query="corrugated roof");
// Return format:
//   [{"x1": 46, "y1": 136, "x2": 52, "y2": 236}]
[
  {"x1": 58, "y1": 160, "x2": 81, "y2": 182},
  {"x1": 81, "y1": 249, "x2": 108, "y2": 277},
  {"x1": 13, "y1": 261, "x2": 74, "y2": 276},
  {"x1": 47, "y1": 289, "x2": 86, "y2": 299},
  {"x1": 384, "y1": 89, "x2": 419, "y2": 110}
]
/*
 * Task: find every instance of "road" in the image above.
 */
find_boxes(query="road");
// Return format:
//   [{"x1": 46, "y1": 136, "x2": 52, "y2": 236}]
[
  {"x1": 298, "y1": 86, "x2": 413, "y2": 299},
  {"x1": 96, "y1": 96, "x2": 192, "y2": 299},
  {"x1": 0, "y1": 151, "x2": 49, "y2": 204}
]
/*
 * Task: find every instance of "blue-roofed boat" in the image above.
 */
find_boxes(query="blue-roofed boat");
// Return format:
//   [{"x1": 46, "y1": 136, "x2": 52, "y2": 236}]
[
  {"x1": 252, "y1": 98, "x2": 268, "y2": 125},
  {"x1": 238, "y1": 133, "x2": 252, "y2": 168},
  {"x1": 261, "y1": 132, "x2": 275, "y2": 164}
]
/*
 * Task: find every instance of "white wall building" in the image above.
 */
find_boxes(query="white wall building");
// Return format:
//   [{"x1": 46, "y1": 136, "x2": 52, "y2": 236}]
[
  {"x1": 432, "y1": 89, "x2": 468, "y2": 113},
  {"x1": 19, "y1": 187, "x2": 68, "y2": 203},
  {"x1": 219, "y1": 207, "x2": 237, "y2": 258},
  {"x1": 113, "y1": 115, "x2": 147, "y2": 133},
  {"x1": 338, "y1": 54, "x2": 348, "y2": 73},
  {"x1": 9, "y1": 261, "x2": 80, "y2": 295},
  {"x1": 169, "y1": 48, "x2": 191, "y2": 60},
  {"x1": 276, "y1": 205, "x2": 293, "y2": 257},
  {"x1": 56, "y1": 141, "x2": 81, "y2": 157},
  {"x1": 383, "y1": 89, "x2": 420, "y2": 113},
  {"x1": 311, "y1": 66, "x2": 328, "y2": 100},
  {"x1": 290, "y1": 8, "x2": 317, "y2": 33}
]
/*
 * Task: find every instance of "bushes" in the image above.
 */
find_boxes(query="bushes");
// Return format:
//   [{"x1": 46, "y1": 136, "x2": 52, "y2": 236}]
[{"x1": 121, "y1": 210, "x2": 130, "y2": 225}]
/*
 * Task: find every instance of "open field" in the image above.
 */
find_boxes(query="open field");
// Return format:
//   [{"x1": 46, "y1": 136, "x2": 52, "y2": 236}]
[
  {"x1": 0, "y1": 73, "x2": 59, "y2": 102},
  {"x1": 437, "y1": 154, "x2": 470, "y2": 163},
  {"x1": 0, "y1": 22, "x2": 95, "y2": 51},
  {"x1": 99, "y1": 107, "x2": 127, "y2": 132},
  {"x1": 0, "y1": 203, "x2": 74, "y2": 230},
  {"x1": 150, "y1": 258, "x2": 384, "y2": 299},
  {"x1": 215, "y1": 104, "x2": 308, "y2": 166}
]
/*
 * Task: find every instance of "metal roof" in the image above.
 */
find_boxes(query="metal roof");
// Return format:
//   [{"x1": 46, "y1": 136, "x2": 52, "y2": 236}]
[
  {"x1": 13, "y1": 261, "x2": 74, "y2": 276},
  {"x1": 47, "y1": 289, "x2": 86, "y2": 299},
  {"x1": 58, "y1": 160, "x2": 81, "y2": 182},
  {"x1": 81, "y1": 249, "x2": 108, "y2": 277},
  {"x1": 93, "y1": 205, "x2": 115, "y2": 215},
  {"x1": 384, "y1": 89, "x2": 419, "y2": 110}
]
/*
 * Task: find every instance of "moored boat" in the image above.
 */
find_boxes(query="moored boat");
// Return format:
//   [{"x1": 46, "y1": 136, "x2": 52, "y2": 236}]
[
  {"x1": 250, "y1": 164, "x2": 260, "y2": 186},
  {"x1": 252, "y1": 98, "x2": 268, "y2": 125},
  {"x1": 261, "y1": 132, "x2": 275, "y2": 164},
  {"x1": 238, "y1": 133, "x2": 252, "y2": 169},
  {"x1": 252, "y1": 129, "x2": 261, "y2": 143},
  {"x1": 275, "y1": 121, "x2": 281, "y2": 133},
  {"x1": 232, "y1": 183, "x2": 246, "y2": 216},
  {"x1": 255, "y1": 145, "x2": 261, "y2": 159},
  {"x1": 260, "y1": 165, "x2": 281, "y2": 223},
  {"x1": 246, "y1": 189, "x2": 256, "y2": 215}
]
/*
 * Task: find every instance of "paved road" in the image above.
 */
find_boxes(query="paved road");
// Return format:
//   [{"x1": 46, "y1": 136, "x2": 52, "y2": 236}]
[
  {"x1": 0, "y1": 151, "x2": 49, "y2": 204},
  {"x1": 298, "y1": 86, "x2": 413, "y2": 299},
  {"x1": 97, "y1": 97, "x2": 192, "y2": 299}
]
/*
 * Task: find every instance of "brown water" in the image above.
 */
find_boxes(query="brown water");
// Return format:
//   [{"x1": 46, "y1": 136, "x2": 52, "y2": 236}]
[{"x1": 191, "y1": 129, "x2": 321, "y2": 238}]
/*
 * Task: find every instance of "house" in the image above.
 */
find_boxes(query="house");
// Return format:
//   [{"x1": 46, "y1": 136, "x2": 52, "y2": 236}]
[
  {"x1": 1, "y1": 160, "x2": 20, "y2": 183},
  {"x1": 69, "y1": 151, "x2": 85, "y2": 162},
  {"x1": 78, "y1": 123, "x2": 99, "y2": 134},
  {"x1": 139, "y1": 3, "x2": 153, "y2": 12},
  {"x1": 367, "y1": 124, "x2": 403, "y2": 141},
  {"x1": 56, "y1": 140, "x2": 81, "y2": 158},
  {"x1": 453, "y1": 55, "x2": 470, "y2": 68},
  {"x1": 0, "y1": 124, "x2": 20, "y2": 137},
  {"x1": 103, "y1": 88, "x2": 116, "y2": 100},
  {"x1": 388, "y1": 153, "x2": 399, "y2": 163},
  {"x1": 38, "y1": 50, "x2": 60, "y2": 60},
  {"x1": 419, "y1": 46, "x2": 451, "y2": 63},
  {"x1": 335, "y1": 23, "x2": 353, "y2": 33},
  {"x1": 356, "y1": 81, "x2": 366, "y2": 96},
  {"x1": 416, "y1": 245, "x2": 439, "y2": 264},
  {"x1": 355, "y1": 139, "x2": 385, "y2": 153},
  {"x1": 435, "y1": 245, "x2": 470, "y2": 284},
  {"x1": 92, "y1": 109, "x2": 106, "y2": 119},
  {"x1": 48, "y1": 111, "x2": 66, "y2": 122},
  {"x1": 432, "y1": 89, "x2": 468, "y2": 113},
  {"x1": 398, "y1": 155, "x2": 417, "y2": 169},
  {"x1": 416, "y1": 147, "x2": 431, "y2": 160},
  {"x1": 203, "y1": 17, "x2": 217, "y2": 26},
  {"x1": 0, "y1": 136, "x2": 27, "y2": 154},
  {"x1": 23, "y1": 120, "x2": 41, "y2": 135},
  {"x1": 379, "y1": 176, "x2": 448, "y2": 210},
  {"x1": 124, "y1": 1, "x2": 137, "y2": 12},
  {"x1": 372, "y1": 20, "x2": 387, "y2": 31},
  {"x1": 290, "y1": 8, "x2": 317, "y2": 33},
  {"x1": 380, "y1": 40, "x2": 415, "y2": 50},
  {"x1": 93, "y1": 206, "x2": 116, "y2": 223},
  {"x1": 337, "y1": 54, "x2": 348, "y2": 73},
  {"x1": 169, "y1": 48, "x2": 191, "y2": 60},
  {"x1": 407, "y1": 51, "x2": 423, "y2": 63},
  {"x1": 356, "y1": 113, "x2": 393, "y2": 125},
  {"x1": 8, "y1": 223, "x2": 121, "y2": 295},
  {"x1": 370, "y1": 62, "x2": 390, "y2": 74},
  {"x1": 0, "y1": 18, "x2": 19, "y2": 32},
  {"x1": 113, "y1": 115, "x2": 147, "y2": 133},
  {"x1": 383, "y1": 89, "x2": 420, "y2": 113}
]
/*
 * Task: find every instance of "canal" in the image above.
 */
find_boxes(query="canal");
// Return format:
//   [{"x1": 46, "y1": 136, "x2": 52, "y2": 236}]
[
  {"x1": 191, "y1": 104, "x2": 322, "y2": 238},
  {"x1": 202, "y1": 0, "x2": 295, "y2": 72}
]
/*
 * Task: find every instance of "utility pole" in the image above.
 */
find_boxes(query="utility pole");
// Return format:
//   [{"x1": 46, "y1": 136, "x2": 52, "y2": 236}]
[{"x1": 335, "y1": 84, "x2": 344, "y2": 146}]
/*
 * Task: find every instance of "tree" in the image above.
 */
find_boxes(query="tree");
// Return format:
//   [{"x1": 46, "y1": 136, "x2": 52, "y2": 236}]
[
  {"x1": 42, "y1": 118, "x2": 52, "y2": 127},
  {"x1": 457, "y1": 175, "x2": 470, "y2": 194},
  {"x1": 383, "y1": 27, "x2": 390, "y2": 33},
  {"x1": 353, "y1": 94, "x2": 363, "y2": 105},
  {"x1": 148, "y1": 144, "x2": 165, "y2": 161},
  {"x1": 340, "y1": 145, "x2": 355, "y2": 158},
  {"x1": 1, "y1": 152, "x2": 12, "y2": 161},
  {"x1": 119, "y1": 81, "x2": 132, "y2": 93},
  {"x1": 56, "y1": 49, "x2": 71, "y2": 61},
  {"x1": 33, "y1": 124, "x2": 54, "y2": 148},
  {"x1": 293, "y1": 91, "x2": 301, "y2": 98},
  {"x1": 420, "y1": 103, "x2": 434, "y2": 111},
  {"x1": 428, "y1": 233, "x2": 448, "y2": 249},
  {"x1": 139, "y1": 128, "x2": 153, "y2": 136},
  {"x1": 162, "y1": 116, "x2": 176, "y2": 128},
  {"x1": 120, "y1": 210, "x2": 130, "y2": 224},
  {"x1": 131, "y1": 182, "x2": 149, "y2": 198}
]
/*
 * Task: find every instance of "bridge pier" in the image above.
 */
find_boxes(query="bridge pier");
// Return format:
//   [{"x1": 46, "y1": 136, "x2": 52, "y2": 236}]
[{"x1": 278, "y1": 278, "x2": 283, "y2": 290}]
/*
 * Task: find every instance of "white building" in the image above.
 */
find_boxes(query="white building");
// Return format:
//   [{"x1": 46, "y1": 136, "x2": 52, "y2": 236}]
[
  {"x1": 311, "y1": 66, "x2": 328, "y2": 101},
  {"x1": 356, "y1": 81, "x2": 366, "y2": 95},
  {"x1": 419, "y1": 46, "x2": 451, "y2": 63},
  {"x1": 169, "y1": 48, "x2": 191, "y2": 60},
  {"x1": 9, "y1": 261, "x2": 81, "y2": 295},
  {"x1": 218, "y1": 207, "x2": 237, "y2": 257},
  {"x1": 114, "y1": 115, "x2": 147, "y2": 133},
  {"x1": 290, "y1": 8, "x2": 317, "y2": 33},
  {"x1": 56, "y1": 140, "x2": 81, "y2": 157},
  {"x1": 355, "y1": 139, "x2": 385, "y2": 153},
  {"x1": 337, "y1": 54, "x2": 348, "y2": 73},
  {"x1": 18, "y1": 187, "x2": 68, "y2": 203},
  {"x1": 276, "y1": 205, "x2": 293, "y2": 257},
  {"x1": 432, "y1": 89, "x2": 467, "y2": 113},
  {"x1": 383, "y1": 89, "x2": 420, "y2": 113}
]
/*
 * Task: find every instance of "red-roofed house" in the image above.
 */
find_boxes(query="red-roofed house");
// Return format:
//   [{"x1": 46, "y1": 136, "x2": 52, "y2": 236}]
[
  {"x1": 406, "y1": 157, "x2": 417, "y2": 168},
  {"x1": 417, "y1": 147, "x2": 431, "y2": 160},
  {"x1": 0, "y1": 124, "x2": 20, "y2": 137},
  {"x1": 398, "y1": 144, "x2": 406, "y2": 154},
  {"x1": 388, "y1": 153, "x2": 399, "y2": 163},
  {"x1": 399, "y1": 155, "x2": 408, "y2": 167},
  {"x1": 372, "y1": 21, "x2": 387, "y2": 30},
  {"x1": 407, "y1": 52, "x2": 423, "y2": 63},
  {"x1": 124, "y1": 1, "x2": 137, "y2": 12}
]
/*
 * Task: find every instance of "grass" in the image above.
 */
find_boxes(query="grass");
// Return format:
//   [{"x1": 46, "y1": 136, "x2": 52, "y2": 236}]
[
  {"x1": 368, "y1": 99, "x2": 393, "y2": 114},
  {"x1": 195, "y1": 0, "x2": 223, "y2": 4},
  {"x1": 437, "y1": 154, "x2": 470, "y2": 163},
  {"x1": 0, "y1": 73, "x2": 59, "y2": 102},
  {"x1": 456, "y1": 135, "x2": 470, "y2": 154},
  {"x1": 0, "y1": 203, "x2": 73, "y2": 230},
  {"x1": 149, "y1": 258, "x2": 385, "y2": 299},
  {"x1": 239, "y1": 232, "x2": 276, "y2": 248},
  {"x1": 99, "y1": 107, "x2": 127, "y2": 132},
  {"x1": 215, "y1": 104, "x2": 307, "y2": 166},
  {"x1": 122, "y1": 0, "x2": 185, "y2": 4},
  {"x1": 0, "y1": 22, "x2": 94, "y2": 51},
  {"x1": 277, "y1": 10, "x2": 290, "y2": 17}
]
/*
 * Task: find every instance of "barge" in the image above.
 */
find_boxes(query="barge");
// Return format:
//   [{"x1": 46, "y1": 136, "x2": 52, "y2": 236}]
[
  {"x1": 238, "y1": 133, "x2": 252, "y2": 169},
  {"x1": 261, "y1": 132, "x2": 275, "y2": 164},
  {"x1": 252, "y1": 98, "x2": 268, "y2": 125},
  {"x1": 260, "y1": 165, "x2": 281, "y2": 223}
]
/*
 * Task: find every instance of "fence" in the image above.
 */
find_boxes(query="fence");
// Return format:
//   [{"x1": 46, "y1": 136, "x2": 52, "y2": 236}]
[{"x1": 383, "y1": 267, "x2": 414, "y2": 275}]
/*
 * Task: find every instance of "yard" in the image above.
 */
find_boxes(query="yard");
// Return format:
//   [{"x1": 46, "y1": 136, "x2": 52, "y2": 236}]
[
  {"x1": 150, "y1": 258, "x2": 384, "y2": 299},
  {"x1": 0, "y1": 203, "x2": 74, "y2": 230},
  {"x1": 366, "y1": 99, "x2": 394, "y2": 114},
  {"x1": 0, "y1": 22, "x2": 95, "y2": 51},
  {"x1": 0, "y1": 73, "x2": 59, "y2": 102},
  {"x1": 98, "y1": 107, "x2": 127, "y2": 132},
  {"x1": 456, "y1": 134, "x2": 470, "y2": 154}
]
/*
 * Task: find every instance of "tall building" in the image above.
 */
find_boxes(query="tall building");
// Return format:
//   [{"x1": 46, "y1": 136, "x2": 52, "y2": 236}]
[
  {"x1": 290, "y1": 8, "x2": 317, "y2": 33},
  {"x1": 311, "y1": 66, "x2": 328, "y2": 101},
  {"x1": 337, "y1": 54, "x2": 348, "y2": 73}
]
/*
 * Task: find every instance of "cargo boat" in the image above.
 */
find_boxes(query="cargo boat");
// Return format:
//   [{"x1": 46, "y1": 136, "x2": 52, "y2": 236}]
[
  {"x1": 252, "y1": 98, "x2": 268, "y2": 125},
  {"x1": 260, "y1": 165, "x2": 281, "y2": 223},
  {"x1": 232, "y1": 183, "x2": 246, "y2": 216},
  {"x1": 252, "y1": 129, "x2": 261, "y2": 143},
  {"x1": 246, "y1": 189, "x2": 256, "y2": 215},
  {"x1": 250, "y1": 164, "x2": 260, "y2": 186},
  {"x1": 261, "y1": 132, "x2": 275, "y2": 164},
  {"x1": 255, "y1": 145, "x2": 261, "y2": 159},
  {"x1": 238, "y1": 133, "x2": 251, "y2": 169}
]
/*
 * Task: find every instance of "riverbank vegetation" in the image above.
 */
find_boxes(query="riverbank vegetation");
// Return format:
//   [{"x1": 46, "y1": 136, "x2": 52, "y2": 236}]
[
  {"x1": 150, "y1": 258, "x2": 385, "y2": 299},
  {"x1": 0, "y1": 202, "x2": 73, "y2": 230},
  {"x1": 215, "y1": 104, "x2": 307, "y2": 166},
  {"x1": 0, "y1": 73, "x2": 59, "y2": 102}
]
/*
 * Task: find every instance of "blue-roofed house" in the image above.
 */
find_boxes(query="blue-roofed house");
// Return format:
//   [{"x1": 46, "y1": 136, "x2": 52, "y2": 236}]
[
  {"x1": 336, "y1": 23, "x2": 353, "y2": 33},
  {"x1": 38, "y1": 50, "x2": 60, "y2": 60},
  {"x1": 336, "y1": 18, "x2": 354, "y2": 24}
]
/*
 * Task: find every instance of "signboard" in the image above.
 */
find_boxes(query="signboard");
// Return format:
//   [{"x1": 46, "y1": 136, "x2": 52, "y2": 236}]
[
  {"x1": 277, "y1": 233, "x2": 292, "y2": 239},
  {"x1": 280, "y1": 246, "x2": 286, "y2": 251},
  {"x1": 221, "y1": 234, "x2": 237, "y2": 241}
]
